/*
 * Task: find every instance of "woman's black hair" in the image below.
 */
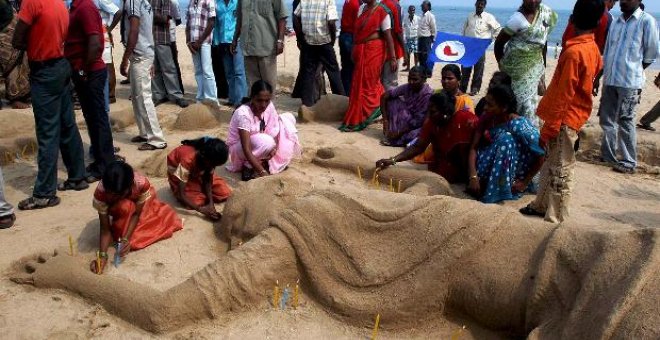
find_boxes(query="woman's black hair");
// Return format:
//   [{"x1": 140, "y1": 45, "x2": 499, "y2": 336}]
[
  {"x1": 442, "y1": 64, "x2": 462, "y2": 81},
  {"x1": 409, "y1": 65, "x2": 427, "y2": 79},
  {"x1": 428, "y1": 92, "x2": 456, "y2": 117},
  {"x1": 490, "y1": 71, "x2": 512, "y2": 87},
  {"x1": 239, "y1": 80, "x2": 273, "y2": 105},
  {"x1": 487, "y1": 84, "x2": 518, "y2": 114},
  {"x1": 571, "y1": 0, "x2": 605, "y2": 31},
  {"x1": 181, "y1": 137, "x2": 229, "y2": 168},
  {"x1": 102, "y1": 160, "x2": 134, "y2": 195}
]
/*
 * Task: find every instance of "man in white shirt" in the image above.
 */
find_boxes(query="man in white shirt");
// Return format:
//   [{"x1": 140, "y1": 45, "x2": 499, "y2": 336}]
[
  {"x1": 402, "y1": 5, "x2": 420, "y2": 71},
  {"x1": 418, "y1": 0, "x2": 436, "y2": 77},
  {"x1": 461, "y1": 0, "x2": 500, "y2": 95},
  {"x1": 94, "y1": 0, "x2": 122, "y2": 103}
]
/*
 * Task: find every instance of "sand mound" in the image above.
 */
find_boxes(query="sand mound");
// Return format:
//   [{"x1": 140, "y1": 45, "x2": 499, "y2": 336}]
[
  {"x1": 578, "y1": 125, "x2": 660, "y2": 174},
  {"x1": 298, "y1": 94, "x2": 349, "y2": 123},
  {"x1": 109, "y1": 108, "x2": 136, "y2": 131},
  {"x1": 138, "y1": 149, "x2": 170, "y2": 178},
  {"x1": 0, "y1": 111, "x2": 37, "y2": 165},
  {"x1": 173, "y1": 104, "x2": 220, "y2": 131}
]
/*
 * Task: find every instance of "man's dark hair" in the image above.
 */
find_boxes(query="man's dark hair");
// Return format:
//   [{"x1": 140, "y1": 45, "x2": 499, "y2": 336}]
[{"x1": 571, "y1": 0, "x2": 605, "y2": 30}]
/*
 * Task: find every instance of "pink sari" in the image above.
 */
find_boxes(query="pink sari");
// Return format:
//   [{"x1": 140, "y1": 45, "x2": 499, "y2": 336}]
[{"x1": 226, "y1": 103, "x2": 301, "y2": 174}]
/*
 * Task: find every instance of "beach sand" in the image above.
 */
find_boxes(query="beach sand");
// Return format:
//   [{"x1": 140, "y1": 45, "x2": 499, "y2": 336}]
[{"x1": 0, "y1": 31, "x2": 658, "y2": 339}]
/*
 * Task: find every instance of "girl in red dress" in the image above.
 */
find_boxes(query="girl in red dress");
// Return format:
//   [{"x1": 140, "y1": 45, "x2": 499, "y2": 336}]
[
  {"x1": 91, "y1": 161, "x2": 183, "y2": 274},
  {"x1": 167, "y1": 137, "x2": 232, "y2": 221}
]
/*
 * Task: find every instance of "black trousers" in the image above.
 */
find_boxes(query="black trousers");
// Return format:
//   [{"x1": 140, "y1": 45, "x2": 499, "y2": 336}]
[
  {"x1": 418, "y1": 36, "x2": 434, "y2": 77},
  {"x1": 300, "y1": 42, "x2": 345, "y2": 107},
  {"x1": 293, "y1": 47, "x2": 326, "y2": 101},
  {"x1": 170, "y1": 41, "x2": 185, "y2": 94},
  {"x1": 211, "y1": 45, "x2": 229, "y2": 100},
  {"x1": 72, "y1": 68, "x2": 115, "y2": 177},
  {"x1": 460, "y1": 55, "x2": 486, "y2": 94},
  {"x1": 338, "y1": 32, "x2": 354, "y2": 94}
]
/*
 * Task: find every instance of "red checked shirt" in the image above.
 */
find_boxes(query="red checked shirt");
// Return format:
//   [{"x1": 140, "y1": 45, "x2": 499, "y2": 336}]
[
  {"x1": 65, "y1": 0, "x2": 106, "y2": 72},
  {"x1": 186, "y1": 0, "x2": 215, "y2": 44}
]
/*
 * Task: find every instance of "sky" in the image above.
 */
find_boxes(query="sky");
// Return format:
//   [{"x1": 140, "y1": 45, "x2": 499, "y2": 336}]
[{"x1": 440, "y1": 0, "x2": 660, "y2": 12}]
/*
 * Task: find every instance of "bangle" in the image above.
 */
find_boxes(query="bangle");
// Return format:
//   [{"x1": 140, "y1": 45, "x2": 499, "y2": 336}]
[
  {"x1": 121, "y1": 237, "x2": 129, "y2": 243},
  {"x1": 470, "y1": 175, "x2": 478, "y2": 180},
  {"x1": 389, "y1": 157, "x2": 397, "y2": 164},
  {"x1": 259, "y1": 170, "x2": 268, "y2": 175},
  {"x1": 277, "y1": 39, "x2": 284, "y2": 44},
  {"x1": 98, "y1": 251, "x2": 108, "y2": 259}
]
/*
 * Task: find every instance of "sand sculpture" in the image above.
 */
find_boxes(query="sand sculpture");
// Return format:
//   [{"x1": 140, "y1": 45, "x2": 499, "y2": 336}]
[
  {"x1": 11, "y1": 147, "x2": 660, "y2": 338},
  {"x1": 172, "y1": 103, "x2": 220, "y2": 131},
  {"x1": 298, "y1": 94, "x2": 349, "y2": 123},
  {"x1": 0, "y1": 110, "x2": 37, "y2": 165}
]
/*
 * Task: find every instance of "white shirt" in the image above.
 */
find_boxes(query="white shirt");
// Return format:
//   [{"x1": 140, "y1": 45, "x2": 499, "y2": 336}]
[
  {"x1": 358, "y1": 3, "x2": 391, "y2": 31},
  {"x1": 463, "y1": 11, "x2": 501, "y2": 39},
  {"x1": 418, "y1": 10, "x2": 436, "y2": 37},
  {"x1": 170, "y1": 0, "x2": 180, "y2": 42},
  {"x1": 403, "y1": 14, "x2": 420, "y2": 40},
  {"x1": 94, "y1": 0, "x2": 119, "y2": 27}
]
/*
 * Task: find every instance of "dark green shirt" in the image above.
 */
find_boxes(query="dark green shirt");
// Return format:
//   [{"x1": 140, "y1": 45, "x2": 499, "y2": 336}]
[{"x1": 239, "y1": 0, "x2": 288, "y2": 57}]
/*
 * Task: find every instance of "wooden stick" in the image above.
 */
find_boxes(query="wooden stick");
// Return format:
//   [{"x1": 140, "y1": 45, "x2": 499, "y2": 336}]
[{"x1": 371, "y1": 313, "x2": 381, "y2": 340}]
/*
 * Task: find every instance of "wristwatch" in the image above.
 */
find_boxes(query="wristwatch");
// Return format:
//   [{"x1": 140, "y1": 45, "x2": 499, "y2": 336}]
[
  {"x1": 277, "y1": 39, "x2": 284, "y2": 44},
  {"x1": 78, "y1": 70, "x2": 86, "y2": 77}
]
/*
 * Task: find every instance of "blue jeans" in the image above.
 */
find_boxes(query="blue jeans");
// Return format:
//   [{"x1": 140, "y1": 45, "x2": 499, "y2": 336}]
[
  {"x1": 29, "y1": 58, "x2": 86, "y2": 197},
  {"x1": 217, "y1": 43, "x2": 247, "y2": 105},
  {"x1": 598, "y1": 85, "x2": 640, "y2": 169},
  {"x1": 192, "y1": 43, "x2": 218, "y2": 103},
  {"x1": 338, "y1": 32, "x2": 354, "y2": 94}
]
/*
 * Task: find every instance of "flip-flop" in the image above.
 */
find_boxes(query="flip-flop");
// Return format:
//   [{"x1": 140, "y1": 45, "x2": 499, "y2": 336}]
[
  {"x1": 519, "y1": 205, "x2": 545, "y2": 218},
  {"x1": 379, "y1": 139, "x2": 392, "y2": 146},
  {"x1": 138, "y1": 143, "x2": 167, "y2": 151},
  {"x1": 18, "y1": 196, "x2": 61, "y2": 210}
]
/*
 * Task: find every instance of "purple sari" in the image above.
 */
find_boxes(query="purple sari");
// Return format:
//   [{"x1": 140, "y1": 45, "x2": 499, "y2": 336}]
[{"x1": 384, "y1": 83, "x2": 433, "y2": 146}]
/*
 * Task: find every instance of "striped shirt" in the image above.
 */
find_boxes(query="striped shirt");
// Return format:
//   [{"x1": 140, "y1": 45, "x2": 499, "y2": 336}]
[
  {"x1": 294, "y1": 0, "x2": 338, "y2": 45},
  {"x1": 186, "y1": 0, "x2": 215, "y2": 44},
  {"x1": 602, "y1": 8, "x2": 659, "y2": 89}
]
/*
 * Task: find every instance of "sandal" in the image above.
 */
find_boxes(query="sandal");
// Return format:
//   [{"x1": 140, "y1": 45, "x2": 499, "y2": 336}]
[
  {"x1": 138, "y1": 143, "x2": 167, "y2": 151},
  {"x1": 241, "y1": 168, "x2": 255, "y2": 181},
  {"x1": 519, "y1": 205, "x2": 545, "y2": 218},
  {"x1": 130, "y1": 136, "x2": 148, "y2": 143},
  {"x1": 0, "y1": 214, "x2": 16, "y2": 229},
  {"x1": 379, "y1": 139, "x2": 392, "y2": 147},
  {"x1": 18, "y1": 196, "x2": 61, "y2": 210},
  {"x1": 57, "y1": 180, "x2": 90, "y2": 191}
]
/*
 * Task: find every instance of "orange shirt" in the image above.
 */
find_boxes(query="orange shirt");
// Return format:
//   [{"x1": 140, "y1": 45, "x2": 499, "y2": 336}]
[
  {"x1": 537, "y1": 33, "x2": 602, "y2": 142},
  {"x1": 17, "y1": 0, "x2": 69, "y2": 61}
]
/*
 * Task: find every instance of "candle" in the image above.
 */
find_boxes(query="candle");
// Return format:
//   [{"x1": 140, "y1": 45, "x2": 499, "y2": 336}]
[
  {"x1": 114, "y1": 239, "x2": 121, "y2": 268},
  {"x1": 397, "y1": 180, "x2": 402, "y2": 193},
  {"x1": 371, "y1": 169, "x2": 377, "y2": 186},
  {"x1": 450, "y1": 325, "x2": 466, "y2": 340},
  {"x1": 272, "y1": 280, "x2": 280, "y2": 309},
  {"x1": 371, "y1": 313, "x2": 380, "y2": 340},
  {"x1": 293, "y1": 279, "x2": 299, "y2": 309},
  {"x1": 357, "y1": 166, "x2": 362, "y2": 180},
  {"x1": 280, "y1": 285, "x2": 290, "y2": 310},
  {"x1": 68, "y1": 235, "x2": 74, "y2": 256}
]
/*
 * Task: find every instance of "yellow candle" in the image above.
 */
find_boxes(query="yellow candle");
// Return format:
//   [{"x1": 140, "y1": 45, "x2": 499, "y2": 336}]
[
  {"x1": 357, "y1": 166, "x2": 362, "y2": 180},
  {"x1": 273, "y1": 280, "x2": 280, "y2": 309},
  {"x1": 371, "y1": 313, "x2": 380, "y2": 340},
  {"x1": 371, "y1": 169, "x2": 378, "y2": 186},
  {"x1": 293, "y1": 279, "x2": 299, "y2": 309},
  {"x1": 397, "y1": 180, "x2": 402, "y2": 193},
  {"x1": 68, "y1": 235, "x2": 74, "y2": 256},
  {"x1": 450, "y1": 325, "x2": 466, "y2": 340}
]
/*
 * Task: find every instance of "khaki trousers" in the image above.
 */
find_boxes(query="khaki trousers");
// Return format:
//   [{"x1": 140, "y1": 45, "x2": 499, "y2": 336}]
[
  {"x1": 244, "y1": 55, "x2": 277, "y2": 92},
  {"x1": 129, "y1": 56, "x2": 166, "y2": 148},
  {"x1": 529, "y1": 126, "x2": 579, "y2": 223}
]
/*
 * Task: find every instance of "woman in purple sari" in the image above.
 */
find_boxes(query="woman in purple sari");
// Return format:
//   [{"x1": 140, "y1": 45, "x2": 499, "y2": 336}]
[{"x1": 381, "y1": 66, "x2": 433, "y2": 146}]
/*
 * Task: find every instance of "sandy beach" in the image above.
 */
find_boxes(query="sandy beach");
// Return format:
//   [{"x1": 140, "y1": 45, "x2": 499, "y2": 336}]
[{"x1": 0, "y1": 30, "x2": 658, "y2": 339}]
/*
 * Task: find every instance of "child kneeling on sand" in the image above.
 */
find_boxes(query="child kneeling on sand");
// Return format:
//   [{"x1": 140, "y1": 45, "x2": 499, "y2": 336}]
[
  {"x1": 167, "y1": 137, "x2": 232, "y2": 221},
  {"x1": 92, "y1": 161, "x2": 183, "y2": 274},
  {"x1": 519, "y1": 0, "x2": 604, "y2": 223}
]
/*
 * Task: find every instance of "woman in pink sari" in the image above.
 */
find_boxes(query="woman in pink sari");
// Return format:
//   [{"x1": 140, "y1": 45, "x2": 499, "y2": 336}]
[{"x1": 226, "y1": 80, "x2": 302, "y2": 181}]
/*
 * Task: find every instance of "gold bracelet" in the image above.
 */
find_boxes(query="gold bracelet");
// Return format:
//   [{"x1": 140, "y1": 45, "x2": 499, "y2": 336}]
[{"x1": 98, "y1": 251, "x2": 109, "y2": 258}]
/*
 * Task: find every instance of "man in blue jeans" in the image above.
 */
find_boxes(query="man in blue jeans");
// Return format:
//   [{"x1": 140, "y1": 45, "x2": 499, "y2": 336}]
[
  {"x1": 212, "y1": 0, "x2": 247, "y2": 106},
  {"x1": 186, "y1": 0, "x2": 218, "y2": 105},
  {"x1": 12, "y1": 0, "x2": 88, "y2": 210},
  {"x1": 594, "y1": 0, "x2": 658, "y2": 174},
  {"x1": 66, "y1": 0, "x2": 117, "y2": 182}
]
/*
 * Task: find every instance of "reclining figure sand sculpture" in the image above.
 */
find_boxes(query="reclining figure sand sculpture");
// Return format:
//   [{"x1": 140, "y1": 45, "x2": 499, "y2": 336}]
[{"x1": 11, "y1": 147, "x2": 660, "y2": 339}]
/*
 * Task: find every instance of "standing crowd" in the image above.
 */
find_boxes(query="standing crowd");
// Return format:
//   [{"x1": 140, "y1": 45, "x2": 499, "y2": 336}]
[{"x1": 0, "y1": 0, "x2": 658, "y2": 276}]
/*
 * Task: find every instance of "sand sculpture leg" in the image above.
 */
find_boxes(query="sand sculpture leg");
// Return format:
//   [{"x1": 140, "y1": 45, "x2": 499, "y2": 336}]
[{"x1": 12, "y1": 227, "x2": 297, "y2": 334}]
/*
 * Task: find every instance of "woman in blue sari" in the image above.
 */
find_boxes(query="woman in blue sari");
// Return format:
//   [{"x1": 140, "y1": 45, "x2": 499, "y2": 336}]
[{"x1": 467, "y1": 84, "x2": 544, "y2": 203}]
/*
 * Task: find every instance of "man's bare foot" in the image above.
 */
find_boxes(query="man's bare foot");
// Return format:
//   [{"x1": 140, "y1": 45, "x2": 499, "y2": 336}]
[{"x1": 10, "y1": 101, "x2": 31, "y2": 109}]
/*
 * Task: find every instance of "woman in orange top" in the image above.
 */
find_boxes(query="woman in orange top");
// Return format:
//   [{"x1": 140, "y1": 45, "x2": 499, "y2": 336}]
[
  {"x1": 167, "y1": 137, "x2": 232, "y2": 221},
  {"x1": 91, "y1": 161, "x2": 183, "y2": 274},
  {"x1": 339, "y1": 0, "x2": 397, "y2": 132}
]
